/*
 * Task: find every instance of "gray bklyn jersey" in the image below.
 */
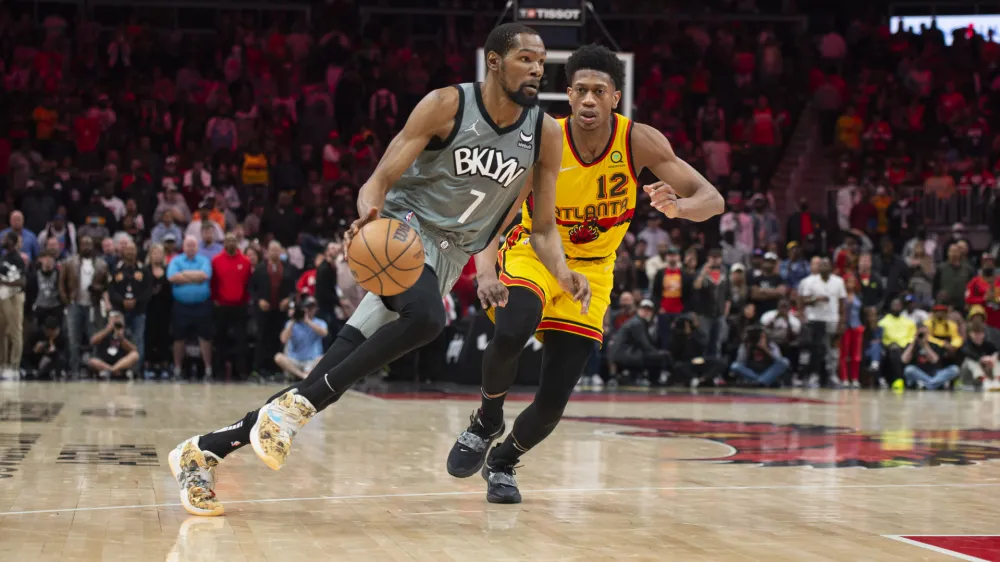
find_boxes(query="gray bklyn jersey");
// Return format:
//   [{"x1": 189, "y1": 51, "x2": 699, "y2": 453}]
[{"x1": 382, "y1": 82, "x2": 542, "y2": 255}]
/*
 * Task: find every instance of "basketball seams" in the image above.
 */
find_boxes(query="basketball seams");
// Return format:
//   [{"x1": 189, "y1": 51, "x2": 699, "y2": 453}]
[
  {"x1": 351, "y1": 218, "x2": 425, "y2": 296},
  {"x1": 359, "y1": 227, "x2": 393, "y2": 295},
  {"x1": 349, "y1": 256, "x2": 381, "y2": 284}
]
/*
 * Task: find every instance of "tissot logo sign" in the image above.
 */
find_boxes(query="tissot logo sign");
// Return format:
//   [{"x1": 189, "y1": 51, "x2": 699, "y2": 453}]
[{"x1": 517, "y1": 7, "x2": 584, "y2": 26}]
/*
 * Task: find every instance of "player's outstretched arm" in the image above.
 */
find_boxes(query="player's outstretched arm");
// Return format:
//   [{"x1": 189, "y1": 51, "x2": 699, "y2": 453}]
[
  {"x1": 346, "y1": 87, "x2": 460, "y2": 252},
  {"x1": 632, "y1": 123, "x2": 725, "y2": 222},
  {"x1": 528, "y1": 114, "x2": 591, "y2": 313}
]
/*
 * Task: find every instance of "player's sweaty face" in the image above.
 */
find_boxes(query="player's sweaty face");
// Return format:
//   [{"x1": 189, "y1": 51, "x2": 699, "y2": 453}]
[
  {"x1": 500, "y1": 34, "x2": 545, "y2": 106},
  {"x1": 568, "y1": 70, "x2": 620, "y2": 130}
]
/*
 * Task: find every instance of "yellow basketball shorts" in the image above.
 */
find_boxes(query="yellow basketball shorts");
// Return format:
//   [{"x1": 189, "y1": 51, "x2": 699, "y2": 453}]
[{"x1": 487, "y1": 226, "x2": 612, "y2": 344}]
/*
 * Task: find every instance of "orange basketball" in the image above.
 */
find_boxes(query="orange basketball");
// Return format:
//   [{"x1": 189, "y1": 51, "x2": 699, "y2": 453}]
[{"x1": 347, "y1": 218, "x2": 425, "y2": 296}]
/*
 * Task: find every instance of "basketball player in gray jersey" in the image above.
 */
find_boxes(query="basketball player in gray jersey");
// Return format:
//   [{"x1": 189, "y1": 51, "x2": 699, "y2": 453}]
[{"x1": 167, "y1": 23, "x2": 591, "y2": 517}]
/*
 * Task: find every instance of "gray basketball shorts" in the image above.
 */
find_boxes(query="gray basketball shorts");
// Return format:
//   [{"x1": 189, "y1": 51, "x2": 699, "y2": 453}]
[{"x1": 346, "y1": 216, "x2": 467, "y2": 338}]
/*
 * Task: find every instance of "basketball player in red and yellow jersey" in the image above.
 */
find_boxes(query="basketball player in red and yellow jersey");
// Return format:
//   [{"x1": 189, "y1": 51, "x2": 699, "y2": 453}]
[{"x1": 446, "y1": 44, "x2": 724, "y2": 503}]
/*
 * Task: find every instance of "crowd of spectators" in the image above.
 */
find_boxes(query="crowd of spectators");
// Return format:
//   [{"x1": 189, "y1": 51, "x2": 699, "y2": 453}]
[
  {"x1": 597, "y1": 16, "x2": 1000, "y2": 392},
  {"x1": 1, "y1": 3, "x2": 996, "y2": 392},
  {"x1": 0, "y1": 2, "x2": 450, "y2": 381}
]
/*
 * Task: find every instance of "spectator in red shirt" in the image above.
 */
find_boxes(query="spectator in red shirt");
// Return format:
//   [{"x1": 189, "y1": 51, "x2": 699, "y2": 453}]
[
  {"x1": 938, "y1": 81, "x2": 966, "y2": 127},
  {"x1": 296, "y1": 254, "x2": 321, "y2": 297},
  {"x1": 211, "y1": 232, "x2": 252, "y2": 378},
  {"x1": 750, "y1": 96, "x2": 777, "y2": 147},
  {"x1": 651, "y1": 248, "x2": 685, "y2": 316},
  {"x1": 863, "y1": 114, "x2": 892, "y2": 153},
  {"x1": 966, "y1": 254, "x2": 1000, "y2": 330},
  {"x1": 73, "y1": 111, "x2": 102, "y2": 170}
]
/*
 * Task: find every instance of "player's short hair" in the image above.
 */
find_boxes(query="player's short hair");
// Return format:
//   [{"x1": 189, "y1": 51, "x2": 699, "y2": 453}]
[
  {"x1": 483, "y1": 23, "x2": 539, "y2": 66},
  {"x1": 565, "y1": 44, "x2": 625, "y2": 91}
]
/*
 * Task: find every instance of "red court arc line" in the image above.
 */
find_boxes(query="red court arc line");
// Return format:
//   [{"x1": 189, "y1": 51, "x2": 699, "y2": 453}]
[
  {"x1": 888, "y1": 536, "x2": 1000, "y2": 561},
  {"x1": 367, "y1": 391, "x2": 828, "y2": 404}
]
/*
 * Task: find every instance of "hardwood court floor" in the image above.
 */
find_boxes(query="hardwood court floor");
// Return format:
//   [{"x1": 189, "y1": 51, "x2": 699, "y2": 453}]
[{"x1": 2, "y1": 381, "x2": 1000, "y2": 561}]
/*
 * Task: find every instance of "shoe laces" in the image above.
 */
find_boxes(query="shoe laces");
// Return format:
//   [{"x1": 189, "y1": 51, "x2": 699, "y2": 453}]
[
  {"x1": 467, "y1": 409, "x2": 500, "y2": 439},
  {"x1": 487, "y1": 458, "x2": 521, "y2": 486}
]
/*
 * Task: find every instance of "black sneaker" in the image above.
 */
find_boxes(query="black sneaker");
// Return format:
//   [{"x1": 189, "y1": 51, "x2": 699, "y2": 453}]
[
  {"x1": 481, "y1": 446, "x2": 521, "y2": 504},
  {"x1": 446, "y1": 410, "x2": 505, "y2": 478}
]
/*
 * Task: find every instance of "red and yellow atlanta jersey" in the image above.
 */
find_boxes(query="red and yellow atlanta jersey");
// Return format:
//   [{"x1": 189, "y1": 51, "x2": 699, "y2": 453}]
[{"x1": 521, "y1": 113, "x2": 638, "y2": 260}]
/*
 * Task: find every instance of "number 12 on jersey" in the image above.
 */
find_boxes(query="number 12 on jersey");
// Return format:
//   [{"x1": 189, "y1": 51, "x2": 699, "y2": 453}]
[
  {"x1": 457, "y1": 189, "x2": 486, "y2": 224},
  {"x1": 596, "y1": 173, "x2": 628, "y2": 200}
]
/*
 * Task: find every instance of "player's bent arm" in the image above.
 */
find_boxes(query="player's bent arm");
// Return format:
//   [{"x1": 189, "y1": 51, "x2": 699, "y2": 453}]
[
  {"x1": 632, "y1": 123, "x2": 724, "y2": 222},
  {"x1": 356, "y1": 87, "x2": 460, "y2": 214},
  {"x1": 279, "y1": 321, "x2": 294, "y2": 345},
  {"x1": 527, "y1": 115, "x2": 572, "y2": 281},
  {"x1": 473, "y1": 178, "x2": 533, "y2": 282}
]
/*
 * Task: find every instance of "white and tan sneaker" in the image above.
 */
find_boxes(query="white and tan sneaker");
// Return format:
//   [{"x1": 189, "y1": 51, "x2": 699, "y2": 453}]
[
  {"x1": 250, "y1": 391, "x2": 317, "y2": 470},
  {"x1": 168, "y1": 437, "x2": 224, "y2": 517}
]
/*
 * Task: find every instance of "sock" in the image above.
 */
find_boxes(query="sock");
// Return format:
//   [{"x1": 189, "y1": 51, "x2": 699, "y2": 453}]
[
  {"x1": 173, "y1": 366, "x2": 182, "y2": 377},
  {"x1": 205, "y1": 367, "x2": 213, "y2": 377},
  {"x1": 479, "y1": 388, "x2": 507, "y2": 428},
  {"x1": 197, "y1": 411, "x2": 257, "y2": 459},
  {"x1": 490, "y1": 433, "x2": 529, "y2": 466}
]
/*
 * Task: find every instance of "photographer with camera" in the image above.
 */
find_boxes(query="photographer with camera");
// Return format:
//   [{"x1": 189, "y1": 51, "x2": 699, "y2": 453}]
[
  {"x1": 730, "y1": 325, "x2": 790, "y2": 387},
  {"x1": 273, "y1": 295, "x2": 328, "y2": 380},
  {"x1": 608, "y1": 299, "x2": 669, "y2": 387},
  {"x1": 667, "y1": 314, "x2": 727, "y2": 388},
  {"x1": 902, "y1": 323, "x2": 960, "y2": 390},
  {"x1": 25, "y1": 315, "x2": 68, "y2": 379},
  {"x1": 86, "y1": 310, "x2": 140, "y2": 379}
]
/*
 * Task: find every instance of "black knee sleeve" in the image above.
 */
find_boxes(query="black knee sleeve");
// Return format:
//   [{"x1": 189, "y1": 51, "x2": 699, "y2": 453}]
[{"x1": 400, "y1": 302, "x2": 447, "y2": 347}]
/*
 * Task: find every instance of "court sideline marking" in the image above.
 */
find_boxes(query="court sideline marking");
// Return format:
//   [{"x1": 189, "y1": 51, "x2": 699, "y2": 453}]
[
  {"x1": 3, "y1": 481, "x2": 1000, "y2": 517},
  {"x1": 882, "y1": 535, "x2": 993, "y2": 562}
]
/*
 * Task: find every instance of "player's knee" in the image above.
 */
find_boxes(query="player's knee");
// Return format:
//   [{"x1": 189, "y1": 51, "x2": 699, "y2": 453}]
[
  {"x1": 405, "y1": 307, "x2": 447, "y2": 346},
  {"x1": 489, "y1": 327, "x2": 532, "y2": 357}
]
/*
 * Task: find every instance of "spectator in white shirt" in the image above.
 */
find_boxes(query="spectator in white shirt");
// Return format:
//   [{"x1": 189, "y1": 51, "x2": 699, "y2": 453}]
[
  {"x1": 637, "y1": 214, "x2": 670, "y2": 258},
  {"x1": 99, "y1": 183, "x2": 126, "y2": 222},
  {"x1": 183, "y1": 160, "x2": 212, "y2": 193},
  {"x1": 761, "y1": 298, "x2": 802, "y2": 374},
  {"x1": 720, "y1": 194, "x2": 754, "y2": 253},
  {"x1": 798, "y1": 257, "x2": 847, "y2": 387},
  {"x1": 836, "y1": 177, "x2": 860, "y2": 231},
  {"x1": 702, "y1": 130, "x2": 732, "y2": 182}
]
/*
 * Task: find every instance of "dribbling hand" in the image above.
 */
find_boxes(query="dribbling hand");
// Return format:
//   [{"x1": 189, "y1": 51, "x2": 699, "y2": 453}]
[
  {"x1": 477, "y1": 278, "x2": 509, "y2": 309},
  {"x1": 344, "y1": 207, "x2": 380, "y2": 259},
  {"x1": 644, "y1": 181, "x2": 679, "y2": 218},
  {"x1": 558, "y1": 271, "x2": 592, "y2": 315}
]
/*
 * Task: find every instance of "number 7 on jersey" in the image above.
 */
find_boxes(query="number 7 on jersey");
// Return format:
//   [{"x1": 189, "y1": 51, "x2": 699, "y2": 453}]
[{"x1": 457, "y1": 189, "x2": 486, "y2": 224}]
